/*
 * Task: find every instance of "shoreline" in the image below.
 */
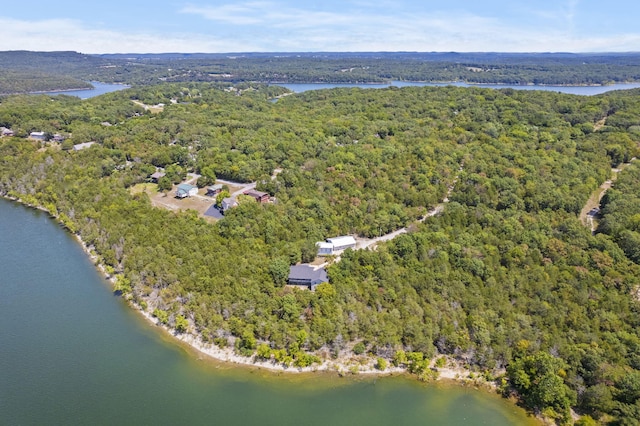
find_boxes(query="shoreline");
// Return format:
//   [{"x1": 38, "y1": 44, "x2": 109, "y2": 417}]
[
  {"x1": 70, "y1": 215, "x2": 494, "y2": 386},
  {"x1": 0, "y1": 193, "x2": 498, "y2": 388},
  {"x1": 0, "y1": 81, "x2": 131, "y2": 97}
]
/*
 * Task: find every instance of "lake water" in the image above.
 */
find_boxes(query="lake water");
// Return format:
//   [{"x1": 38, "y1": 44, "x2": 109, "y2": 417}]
[
  {"x1": 0, "y1": 198, "x2": 537, "y2": 425},
  {"x1": 44, "y1": 81, "x2": 130, "y2": 99},
  {"x1": 279, "y1": 81, "x2": 640, "y2": 95},
  {"x1": 38, "y1": 80, "x2": 640, "y2": 101}
]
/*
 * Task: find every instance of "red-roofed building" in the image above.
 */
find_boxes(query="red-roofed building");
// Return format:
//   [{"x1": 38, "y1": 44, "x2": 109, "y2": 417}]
[{"x1": 243, "y1": 189, "x2": 269, "y2": 203}]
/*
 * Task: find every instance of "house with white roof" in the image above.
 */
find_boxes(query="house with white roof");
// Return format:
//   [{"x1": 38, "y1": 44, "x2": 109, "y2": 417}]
[
  {"x1": 29, "y1": 131, "x2": 46, "y2": 141},
  {"x1": 316, "y1": 235, "x2": 357, "y2": 256}
]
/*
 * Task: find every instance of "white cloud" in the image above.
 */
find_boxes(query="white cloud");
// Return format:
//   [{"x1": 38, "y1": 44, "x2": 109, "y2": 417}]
[
  {"x1": 180, "y1": 3, "x2": 268, "y2": 25},
  {"x1": 181, "y1": 2, "x2": 352, "y2": 29},
  {"x1": 1, "y1": 5, "x2": 639, "y2": 53},
  {"x1": 0, "y1": 18, "x2": 260, "y2": 53}
]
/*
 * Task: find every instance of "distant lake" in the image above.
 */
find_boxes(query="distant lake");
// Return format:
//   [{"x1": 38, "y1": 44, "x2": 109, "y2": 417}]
[
  {"x1": 279, "y1": 81, "x2": 640, "y2": 95},
  {"x1": 44, "y1": 81, "x2": 129, "y2": 99},
  {"x1": 0, "y1": 198, "x2": 538, "y2": 425}
]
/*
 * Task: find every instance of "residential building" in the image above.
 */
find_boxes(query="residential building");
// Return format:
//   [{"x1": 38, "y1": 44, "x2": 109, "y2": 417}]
[
  {"x1": 29, "y1": 131, "x2": 46, "y2": 141},
  {"x1": 243, "y1": 189, "x2": 269, "y2": 203},
  {"x1": 150, "y1": 171, "x2": 166, "y2": 182},
  {"x1": 326, "y1": 236, "x2": 357, "y2": 251},
  {"x1": 317, "y1": 235, "x2": 357, "y2": 256},
  {"x1": 316, "y1": 242, "x2": 334, "y2": 256},
  {"x1": 206, "y1": 184, "x2": 223, "y2": 196},
  {"x1": 176, "y1": 183, "x2": 198, "y2": 198},
  {"x1": 221, "y1": 197, "x2": 238, "y2": 212},
  {"x1": 288, "y1": 264, "x2": 328, "y2": 290}
]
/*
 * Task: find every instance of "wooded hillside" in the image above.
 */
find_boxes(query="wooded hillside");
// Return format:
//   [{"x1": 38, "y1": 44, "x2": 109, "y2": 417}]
[
  {"x1": 2, "y1": 50, "x2": 640, "y2": 94},
  {"x1": 1, "y1": 83, "x2": 639, "y2": 424}
]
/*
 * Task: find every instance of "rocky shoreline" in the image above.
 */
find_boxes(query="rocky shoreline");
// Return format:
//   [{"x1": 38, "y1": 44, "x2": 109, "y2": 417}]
[{"x1": 1, "y1": 192, "x2": 498, "y2": 389}]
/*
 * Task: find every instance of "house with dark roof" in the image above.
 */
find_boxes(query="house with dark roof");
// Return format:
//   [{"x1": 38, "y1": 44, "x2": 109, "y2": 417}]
[
  {"x1": 52, "y1": 133, "x2": 65, "y2": 143},
  {"x1": 150, "y1": 171, "x2": 166, "y2": 182},
  {"x1": 206, "y1": 183, "x2": 223, "y2": 196},
  {"x1": 288, "y1": 264, "x2": 328, "y2": 290},
  {"x1": 243, "y1": 189, "x2": 269, "y2": 203}
]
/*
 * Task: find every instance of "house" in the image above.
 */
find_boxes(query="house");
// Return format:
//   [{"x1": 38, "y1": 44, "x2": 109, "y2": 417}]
[
  {"x1": 206, "y1": 184, "x2": 223, "y2": 196},
  {"x1": 176, "y1": 183, "x2": 198, "y2": 198},
  {"x1": 150, "y1": 171, "x2": 166, "y2": 182},
  {"x1": 73, "y1": 141, "x2": 96, "y2": 151},
  {"x1": 1, "y1": 127, "x2": 14, "y2": 137},
  {"x1": 243, "y1": 189, "x2": 269, "y2": 203},
  {"x1": 317, "y1": 235, "x2": 357, "y2": 256},
  {"x1": 327, "y1": 236, "x2": 357, "y2": 251},
  {"x1": 52, "y1": 133, "x2": 65, "y2": 143},
  {"x1": 29, "y1": 131, "x2": 46, "y2": 141},
  {"x1": 288, "y1": 264, "x2": 328, "y2": 290},
  {"x1": 221, "y1": 197, "x2": 238, "y2": 212},
  {"x1": 316, "y1": 242, "x2": 334, "y2": 256}
]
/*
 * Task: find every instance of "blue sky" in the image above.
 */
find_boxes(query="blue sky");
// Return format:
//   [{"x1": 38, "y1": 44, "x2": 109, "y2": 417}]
[{"x1": 1, "y1": 0, "x2": 639, "y2": 53}]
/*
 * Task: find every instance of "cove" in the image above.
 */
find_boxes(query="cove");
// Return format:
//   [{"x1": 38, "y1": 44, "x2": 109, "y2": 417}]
[{"x1": 0, "y1": 198, "x2": 537, "y2": 425}]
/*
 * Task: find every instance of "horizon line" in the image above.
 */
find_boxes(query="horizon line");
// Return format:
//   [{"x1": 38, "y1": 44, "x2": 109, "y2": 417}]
[{"x1": 4, "y1": 49, "x2": 640, "y2": 56}]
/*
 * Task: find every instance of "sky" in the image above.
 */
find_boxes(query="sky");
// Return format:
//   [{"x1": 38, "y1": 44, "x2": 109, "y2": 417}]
[{"x1": 1, "y1": 0, "x2": 639, "y2": 53}]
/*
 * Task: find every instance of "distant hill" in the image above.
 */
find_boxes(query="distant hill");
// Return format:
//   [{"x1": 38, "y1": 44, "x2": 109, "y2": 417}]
[
  {"x1": 0, "y1": 51, "x2": 111, "y2": 94},
  {"x1": 96, "y1": 51, "x2": 640, "y2": 65},
  {"x1": 2, "y1": 50, "x2": 640, "y2": 94}
]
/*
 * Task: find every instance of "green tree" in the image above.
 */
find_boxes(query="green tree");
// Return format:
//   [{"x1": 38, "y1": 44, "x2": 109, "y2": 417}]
[
  {"x1": 197, "y1": 165, "x2": 217, "y2": 187},
  {"x1": 269, "y1": 257, "x2": 290, "y2": 286},
  {"x1": 507, "y1": 352, "x2": 576, "y2": 423},
  {"x1": 157, "y1": 176, "x2": 173, "y2": 192},
  {"x1": 216, "y1": 190, "x2": 231, "y2": 207},
  {"x1": 175, "y1": 315, "x2": 189, "y2": 333}
]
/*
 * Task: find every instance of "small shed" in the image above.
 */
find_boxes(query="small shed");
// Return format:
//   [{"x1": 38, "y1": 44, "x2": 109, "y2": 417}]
[
  {"x1": 206, "y1": 184, "x2": 224, "y2": 196},
  {"x1": 243, "y1": 189, "x2": 269, "y2": 203},
  {"x1": 176, "y1": 183, "x2": 198, "y2": 198},
  {"x1": 288, "y1": 264, "x2": 328, "y2": 290}
]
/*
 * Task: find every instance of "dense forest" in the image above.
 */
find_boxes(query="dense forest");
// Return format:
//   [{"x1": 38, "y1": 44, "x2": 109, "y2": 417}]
[
  {"x1": 1, "y1": 83, "x2": 640, "y2": 424},
  {"x1": 2, "y1": 50, "x2": 640, "y2": 94}
]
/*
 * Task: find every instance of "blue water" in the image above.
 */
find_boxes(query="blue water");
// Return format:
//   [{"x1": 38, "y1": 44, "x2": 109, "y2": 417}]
[
  {"x1": 0, "y1": 197, "x2": 537, "y2": 425},
  {"x1": 40, "y1": 80, "x2": 640, "y2": 100},
  {"x1": 279, "y1": 81, "x2": 640, "y2": 95},
  {"x1": 45, "y1": 81, "x2": 130, "y2": 99}
]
